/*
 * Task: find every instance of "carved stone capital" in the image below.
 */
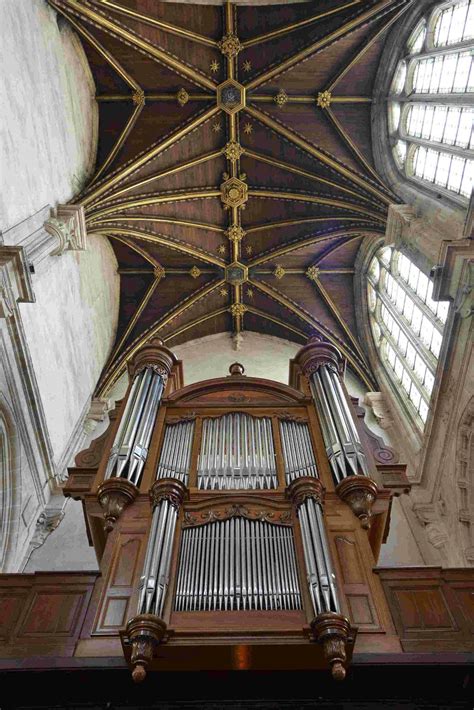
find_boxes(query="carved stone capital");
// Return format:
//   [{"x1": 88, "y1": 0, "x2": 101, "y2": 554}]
[
  {"x1": 125, "y1": 613, "x2": 167, "y2": 683},
  {"x1": 97, "y1": 478, "x2": 138, "y2": 532},
  {"x1": 29, "y1": 505, "x2": 65, "y2": 550},
  {"x1": 310, "y1": 612, "x2": 353, "y2": 681},
  {"x1": 385, "y1": 204, "x2": 417, "y2": 247},
  {"x1": 294, "y1": 338, "x2": 345, "y2": 380},
  {"x1": 286, "y1": 476, "x2": 325, "y2": 508},
  {"x1": 127, "y1": 337, "x2": 178, "y2": 383},
  {"x1": 44, "y1": 204, "x2": 87, "y2": 256},
  {"x1": 149, "y1": 478, "x2": 187, "y2": 511},
  {"x1": 0, "y1": 245, "x2": 35, "y2": 318},
  {"x1": 336, "y1": 476, "x2": 378, "y2": 529},
  {"x1": 363, "y1": 391, "x2": 394, "y2": 430}
]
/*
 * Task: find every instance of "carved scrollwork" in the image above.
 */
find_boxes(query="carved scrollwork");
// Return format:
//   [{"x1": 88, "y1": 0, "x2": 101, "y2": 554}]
[
  {"x1": 165, "y1": 413, "x2": 197, "y2": 424},
  {"x1": 182, "y1": 504, "x2": 292, "y2": 527},
  {"x1": 276, "y1": 410, "x2": 309, "y2": 423},
  {"x1": 149, "y1": 478, "x2": 187, "y2": 511},
  {"x1": 286, "y1": 476, "x2": 325, "y2": 508}
]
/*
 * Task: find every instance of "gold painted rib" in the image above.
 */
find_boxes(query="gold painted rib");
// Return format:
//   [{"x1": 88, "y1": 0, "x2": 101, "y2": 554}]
[
  {"x1": 245, "y1": 0, "x2": 397, "y2": 90},
  {"x1": 326, "y1": 1, "x2": 411, "y2": 91},
  {"x1": 89, "y1": 227, "x2": 226, "y2": 267},
  {"x1": 248, "y1": 189, "x2": 385, "y2": 222},
  {"x1": 58, "y1": 10, "x2": 140, "y2": 90},
  {"x1": 245, "y1": 216, "x2": 367, "y2": 234},
  {"x1": 50, "y1": 0, "x2": 216, "y2": 90},
  {"x1": 92, "y1": 215, "x2": 224, "y2": 233},
  {"x1": 248, "y1": 227, "x2": 382, "y2": 266},
  {"x1": 91, "y1": 101, "x2": 144, "y2": 184},
  {"x1": 81, "y1": 106, "x2": 220, "y2": 206},
  {"x1": 242, "y1": 1, "x2": 361, "y2": 48},
  {"x1": 92, "y1": 151, "x2": 222, "y2": 205},
  {"x1": 107, "y1": 276, "x2": 160, "y2": 366},
  {"x1": 251, "y1": 95, "x2": 372, "y2": 104},
  {"x1": 245, "y1": 105, "x2": 391, "y2": 205},
  {"x1": 248, "y1": 278, "x2": 373, "y2": 388},
  {"x1": 311, "y1": 277, "x2": 368, "y2": 364},
  {"x1": 164, "y1": 307, "x2": 230, "y2": 344},
  {"x1": 96, "y1": 93, "x2": 214, "y2": 102},
  {"x1": 324, "y1": 108, "x2": 390, "y2": 190},
  {"x1": 96, "y1": 279, "x2": 226, "y2": 395},
  {"x1": 245, "y1": 305, "x2": 307, "y2": 341},
  {"x1": 87, "y1": 189, "x2": 221, "y2": 221},
  {"x1": 245, "y1": 149, "x2": 384, "y2": 209},
  {"x1": 98, "y1": 0, "x2": 218, "y2": 47}
]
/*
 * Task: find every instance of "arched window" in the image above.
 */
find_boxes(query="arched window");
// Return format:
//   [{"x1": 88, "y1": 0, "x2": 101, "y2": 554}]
[
  {"x1": 367, "y1": 247, "x2": 449, "y2": 429},
  {"x1": 387, "y1": 0, "x2": 473, "y2": 201}
]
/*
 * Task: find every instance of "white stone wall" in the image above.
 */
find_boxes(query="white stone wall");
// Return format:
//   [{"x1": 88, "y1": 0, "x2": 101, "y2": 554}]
[
  {"x1": 0, "y1": 0, "x2": 97, "y2": 232},
  {"x1": 19, "y1": 235, "x2": 119, "y2": 466}
]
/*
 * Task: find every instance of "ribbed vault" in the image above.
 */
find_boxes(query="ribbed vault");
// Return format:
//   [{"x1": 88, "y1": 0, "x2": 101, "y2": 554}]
[{"x1": 48, "y1": 0, "x2": 412, "y2": 394}]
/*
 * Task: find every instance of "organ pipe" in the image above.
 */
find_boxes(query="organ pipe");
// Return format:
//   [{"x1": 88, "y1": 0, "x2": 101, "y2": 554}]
[
  {"x1": 279, "y1": 420, "x2": 319, "y2": 484},
  {"x1": 175, "y1": 518, "x2": 302, "y2": 612},
  {"x1": 156, "y1": 420, "x2": 195, "y2": 485},
  {"x1": 137, "y1": 479, "x2": 187, "y2": 618},
  {"x1": 310, "y1": 366, "x2": 368, "y2": 483},
  {"x1": 197, "y1": 414, "x2": 277, "y2": 490},
  {"x1": 105, "y1": 367, "x2": 164, "y2": 486}
]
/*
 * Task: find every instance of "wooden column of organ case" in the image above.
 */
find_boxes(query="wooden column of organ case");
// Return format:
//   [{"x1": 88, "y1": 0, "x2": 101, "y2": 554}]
[{"x1": 69, "y1": 337, "x2": 403, "y2": 682}]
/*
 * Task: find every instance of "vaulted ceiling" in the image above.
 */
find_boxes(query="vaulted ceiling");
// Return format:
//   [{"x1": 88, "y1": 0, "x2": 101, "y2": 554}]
[{"x1": 49, "y1": 0, "x2": 411, "y2": 394}]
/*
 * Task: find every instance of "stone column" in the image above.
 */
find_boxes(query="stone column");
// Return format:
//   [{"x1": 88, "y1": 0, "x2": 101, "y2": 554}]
[
  {"x1": 294, "y1": 339, "x2": 378, "y2": 528},
  {"x1": 97, "y1": 338, "x2": 178, "y2": 531}
]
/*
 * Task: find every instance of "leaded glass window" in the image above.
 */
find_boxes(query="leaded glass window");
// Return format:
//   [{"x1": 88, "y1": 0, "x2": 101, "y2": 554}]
[
  {"x1": 367, "y1": 247, "x2": 448, "y2": 429},
  {"x1": 387, "y1": 0, "x2": 474, "y2": 201}
]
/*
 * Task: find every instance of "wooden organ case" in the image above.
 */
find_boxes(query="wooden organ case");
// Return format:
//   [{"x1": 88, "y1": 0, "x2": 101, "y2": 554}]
[{"x1": 66, "y1": 338, "x2": 405, "y2": 682}]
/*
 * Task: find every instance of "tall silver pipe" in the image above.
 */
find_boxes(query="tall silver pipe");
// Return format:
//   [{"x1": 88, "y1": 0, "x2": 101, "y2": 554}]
[
  {"x1": 280, "y1": 420, "x2": 319, "y2": 484},
  {"x1": 175, "y1": 518, "x2": 301, "y2": 612},
  {"x1": 156, "y1": 421, "x2": 195, "y2": 486}
]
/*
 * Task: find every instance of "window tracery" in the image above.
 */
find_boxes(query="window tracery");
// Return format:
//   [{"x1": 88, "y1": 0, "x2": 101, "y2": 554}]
[
  {"x1": 367, "y1": 247, "x2": 449, "y2": 429},
  {"x1": 387, "y1": 0, "x2": 473, "y2": 201}
]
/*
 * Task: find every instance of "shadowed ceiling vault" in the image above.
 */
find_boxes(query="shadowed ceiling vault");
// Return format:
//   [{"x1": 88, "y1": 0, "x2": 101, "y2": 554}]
[{"x1": 48, "y1": 0, "x2": 413, "y2": 394}]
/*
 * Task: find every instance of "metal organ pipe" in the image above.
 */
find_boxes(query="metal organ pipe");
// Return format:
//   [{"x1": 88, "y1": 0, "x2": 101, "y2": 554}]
[
  {"x1": 105, "y1": 367, "x2": 164, "y2": 485},
  {"x1": 156, "y1": 420, "x2": 195, "y2": 485},
  {"x1": 174, "y1": 519, "x2": 302, "y2": 612},
  {"x1": 197, "y1": 414, "x2": 277, "y2": 490},
  {"x1": 310, "y1": 366, "x2": 368, "y2": 483},
  {"x1": 279, "y1": 420, "x2": 319, "y2": 484}
]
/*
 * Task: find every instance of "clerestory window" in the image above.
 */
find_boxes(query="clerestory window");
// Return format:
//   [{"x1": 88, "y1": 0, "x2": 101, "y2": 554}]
[
  {"x1": 367, "y1": 247, "x2": 449, "y2": 429},
  {"x1": 387, "y1": 0, "x2": 473, "y2": 202}
]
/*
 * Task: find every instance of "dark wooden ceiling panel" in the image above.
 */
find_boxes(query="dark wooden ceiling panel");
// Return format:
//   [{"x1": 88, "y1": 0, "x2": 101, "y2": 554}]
[{"x1": 48, "y1": 0, "x2": 411, "y2": 393}]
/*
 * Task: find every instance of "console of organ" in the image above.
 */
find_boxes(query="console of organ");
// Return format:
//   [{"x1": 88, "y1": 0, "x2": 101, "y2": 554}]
[{"x1": 81, "y1": 339, "x2": 400, "y2": 684}]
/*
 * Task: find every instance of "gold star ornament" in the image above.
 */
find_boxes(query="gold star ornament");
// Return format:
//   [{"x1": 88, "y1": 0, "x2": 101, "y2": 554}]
[{"x1": 210, "y1": 60, "x2": 220, "y2": 73}]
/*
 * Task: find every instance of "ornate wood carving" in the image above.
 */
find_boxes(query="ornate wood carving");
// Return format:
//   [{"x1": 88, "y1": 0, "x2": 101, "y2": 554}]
[
  {"x1": 293, "y1": 339, "x2": 346, "y2": 380},
  {"x1": 149, "y1": 478, "x2": 187, "y2": 511},
  {"x1": 182, "y1": 504, "x2": 292, "y2": 528},
  {"x1": 335, "y1": 476, "x2": 378, "y2": 530},
  {"x1": 127, "y1": 338, "x2": 178, "y2": 382},
  {"x1": 97, "y1": 478, "x2": 139, "y2": 532},
  {"x1": 287, "y1": 476, "x2": 325, "y2": 508},
  {"x1": 124, "y1": 613, "x2": 168, "y2": 683},
  {"x1": 310, "y1": 612, "x2": 355, "y2": 681},
  {"x1": 351, "y1": 397, "x2": 400, "y2": 465}
]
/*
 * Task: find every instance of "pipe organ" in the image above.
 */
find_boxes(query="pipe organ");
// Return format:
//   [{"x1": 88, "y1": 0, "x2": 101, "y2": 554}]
[
  {"x1": 73, "y1": 338, "x2": 403, "y2": 684},
  {"x1": 197, "y1": 414, "x2": 277, "y2": 490}
]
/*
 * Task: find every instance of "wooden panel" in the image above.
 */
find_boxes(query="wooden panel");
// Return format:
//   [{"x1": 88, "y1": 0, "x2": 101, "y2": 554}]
[
  {"x1": 93, "y1": 523, "x2": 147, "y2": 635},
  {"x1": 377, "y1": 567, "x2": 474, "y2": 652},
  {"x1": 332, "y1": 532, "x2": 382, "y2": 632},
  {"x1": 0, "y1": 573, "x2": 98, "y2": 657}
]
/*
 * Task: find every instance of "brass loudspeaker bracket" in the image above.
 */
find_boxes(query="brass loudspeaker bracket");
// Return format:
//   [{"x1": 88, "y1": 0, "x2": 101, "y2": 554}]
[
  {"x1": 310, "y1": 612, "x2": 355, "y2": 681},
  {"x1": 97, "y1": 478, "x2": 138, "y2": 532},
  {"x1": 125, "y1": 614, "x2": 168, "y2": 683},
  {"x1": 336, "y1": 476, "x2": 378, "y2": 530}
]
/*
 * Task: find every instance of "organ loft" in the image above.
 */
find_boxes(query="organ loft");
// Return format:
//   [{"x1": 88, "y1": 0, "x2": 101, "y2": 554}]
[{"x1": 0, "y1": 0, "x2": 473, "y2": 707}]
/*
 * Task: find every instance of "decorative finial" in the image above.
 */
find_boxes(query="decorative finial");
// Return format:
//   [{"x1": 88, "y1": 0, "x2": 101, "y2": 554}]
[{"x1": 229, "y1": 362, "x2": 245, "y2": 376}]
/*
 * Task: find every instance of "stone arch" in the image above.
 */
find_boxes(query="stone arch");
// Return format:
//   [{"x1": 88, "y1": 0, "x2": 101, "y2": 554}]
[
  {"x1": 0, "y1": 395, "x2": 21, "y2": 571},
  {"x1": 456, "y1": 396, "x2": 474, "y2": 565}
]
